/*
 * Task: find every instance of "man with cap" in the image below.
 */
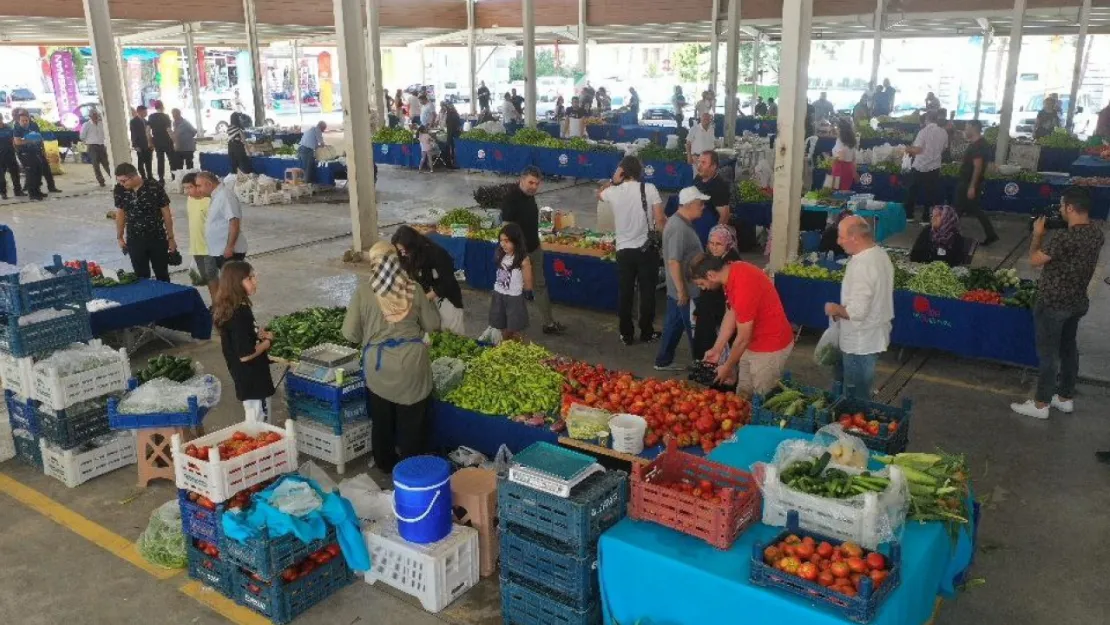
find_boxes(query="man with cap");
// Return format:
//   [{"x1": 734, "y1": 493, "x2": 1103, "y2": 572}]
[{"x1": 654, "y1": 186, "x2": 708, "y2": 371}]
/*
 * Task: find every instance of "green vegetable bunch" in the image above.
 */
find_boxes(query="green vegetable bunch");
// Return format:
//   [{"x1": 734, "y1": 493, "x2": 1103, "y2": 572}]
[
  {"x1": 373, "y1": 127, "x2": 415, "y2": 144},
  {"x1": 137, "y1": 355, "x2": 195, "y2": 383},
  {"x1": 92, "y1": 269, "x2": 139, "y2": 288},
  {"x1": 906, "y1": 262, "x2": 966, "y2": 299},
  {"x1": 985, "y1": 169, "x2": 1044, "y2": 183},
  {"x1": 511, "y1": 127, "x2": 558, "y2": 147},
  {"x1": 268, "y1": 307, "x2": 353, "y2": 360},
  {"x1": 637, "y1": 144, "x2": 686, "y2": 162},
  {"x1": 1003, "y1": 283, "x2": 1037, "y2": 308},
  {"x1": 273, "y1": 145, "x2": 297, "y2": 156},
  {"x1": 893, "y1": 266, "x2": 913, "y2": 290},
  {"x1": 780, "y1": 454, "x2": 891, "y2": 499},
  {"x1": 939, "y1": 162, "x2": 961, "y2": 178},
  {"x1": 737, "y1": 179, "x2": 772, "y2": 203},
  {"x1": 473, "y1": 183, "x2": 515, "y2": 209},
  {"x1": 868, "y1": 161, "x2": 901, "y2": 174},
  {"x1": 961, "y1": 267, "x2": 1000, "y2": 292},
  {"x1": 1035, "y1": 129, "x2": 1085, "y2": 149},
  {"x1": 428, "y1": 331, "x2": 485, "y2": 362},
  {"x1": 444, "y1": 341, "x2": 563, "y2": 416},
  {"x1": 460, "y1": 128, "x2": 511, "y2": 143},
  {"x1": 983, "y1": 126, "x2": 1000, "y2": 143},
  {"x1": 780, "y1": 263, "x2": 841, "y2": 282},
  {"x1": 437, "y1": 208, "x2": 482, "y2": 230}
]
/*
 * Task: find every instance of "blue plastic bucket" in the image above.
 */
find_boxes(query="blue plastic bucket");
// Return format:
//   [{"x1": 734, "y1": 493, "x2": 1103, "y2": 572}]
[{"x1": 392, "y1": 455, "x2": 453, "y2": 544}]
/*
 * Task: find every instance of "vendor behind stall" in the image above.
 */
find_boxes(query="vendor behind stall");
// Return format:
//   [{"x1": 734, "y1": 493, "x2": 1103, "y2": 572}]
[
  {"x1": 297, "y1": 121, "x2": 327, "y2": 183},
  {"x1": 910, "y1": 205, "x2": 968, "y2": 266},
  {"x1": 342, "y1": 242, "x2": 441, "y2": 473}
]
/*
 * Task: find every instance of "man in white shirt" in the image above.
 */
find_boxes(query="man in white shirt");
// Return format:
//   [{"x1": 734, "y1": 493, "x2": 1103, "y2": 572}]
[
  {"x1": 824, "y1": 216, "x2": 894, "y2": 400},
  {"x1": 686, "y1": 112, "x2": 717, "y2": 164},
  {"x1": 405, "y1": 91, "x2": 421, "y2": 124},
  {"x1": 79, "y1": 109, "x2": 110, "y2": 187},
  {"x1": 694, "y1": 91, "x2": 715, "y2": 124},
  {"x1": 297, "y1": 120, "x2": 326, "y2": 183},
  {"x1": 419, "y1": 96, "x2": 437, "y2": 127},
  {"x1": 903, "y1": 110, "x2": 949, "y2": 224},
  {"x1": 194, "y1": 171, "x2": 248, "y2": 271}
]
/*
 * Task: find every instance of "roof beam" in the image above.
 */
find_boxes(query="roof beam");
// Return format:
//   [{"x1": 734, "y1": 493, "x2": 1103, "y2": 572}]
[{"x1": 117, "y1": 21, "x2": 203, "y2": 44}]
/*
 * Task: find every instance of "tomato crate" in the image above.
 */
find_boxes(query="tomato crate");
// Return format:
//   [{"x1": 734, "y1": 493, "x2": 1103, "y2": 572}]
[
  {"x1": 231, "y1": 553, "x2": 355, "y2": 624},
  {"x1": 500, "y1": 575, "x2": 600, "y2": 625},
  {"x1": 35, "y1": 396, "x2": 113, "y2": 450},
  {"x1": 0, "y1": 306, "x2": 93, "y2": 358},
  {"x1": 222, "y1": 524, "x2": 338, "y2": 581},
  {"x1": 187, "y1": 540, "x2": 232, "y2": 596},
  {"x1": 30, "y1": 342, "x2": 130, "y2": 411},
  {"x1": 824, "y1": 396, "x2": 913, "y2": 455},
  {"x1": 0, "y1": 350, "x2": 33, "y2": 396},
  {"x1": 293, "y1": 418, "x2": 371, "y2": 474},
  {"x1": 178, "y1": 488, "x2": 226, "y2": 543},
  {"x1": 629, "y1": 439, "x2": 761, "y2": 549},
  {"x1": 500, "y1": 524, "x2": 598, "y2": 610},
  {"x1": 751, "y1": 373, "x2": 842, "y2": 434},
  {"x1": 498, "y1": 470, "x2": 628, "y2": 558},
  {"x1": 749, "y1": 511, "x2": 901, "y2": 624},
  {"x1": 5, "y1": 389, "x2": 39, "y2": 436},
  {"x1": 363, "y1": 520, "x2": 480, "y2": 613},
  {"x1": 108, "y1": 379, "x2": 209, "y2": 430},
  {"x1": 0, "y1": 255, "x2": 93, "y2": 316},
  {"x1": 172, "y1": 420, "x2": 298, "y2": 504},
  {"x1": 283, "y1": 372, "x2": 366, "y2": 411},
  {"x1": 40, "y1": 431, "x2": 136, "y2": 488},
  {"x1": 285, "y1": 389, "x2": 369, "y2": 435}
]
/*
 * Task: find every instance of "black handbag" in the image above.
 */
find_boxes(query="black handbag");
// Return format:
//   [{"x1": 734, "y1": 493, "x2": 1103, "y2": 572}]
[
  {"x1": 167, "y1": 249, "x2": 183, "y2": 266},
  {"x1": 639, "y1": 182, "x2": 662, "y2": 254}
]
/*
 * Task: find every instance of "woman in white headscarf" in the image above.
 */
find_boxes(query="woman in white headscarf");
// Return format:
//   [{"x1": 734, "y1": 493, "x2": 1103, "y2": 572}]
[{"x1": 343, "y1": 241, "x2": 441, "y2": 472}]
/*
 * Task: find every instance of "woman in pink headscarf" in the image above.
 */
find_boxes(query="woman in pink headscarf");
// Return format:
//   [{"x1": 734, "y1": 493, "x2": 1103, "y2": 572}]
[{"x1": 910, "y1": 204, "x2": 967, "y2": 266}]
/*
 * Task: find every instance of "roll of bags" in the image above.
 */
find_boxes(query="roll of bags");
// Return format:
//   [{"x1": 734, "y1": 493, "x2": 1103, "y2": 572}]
[{"x1": 393, "y1": 455, "x2": 454, "y2": 544}]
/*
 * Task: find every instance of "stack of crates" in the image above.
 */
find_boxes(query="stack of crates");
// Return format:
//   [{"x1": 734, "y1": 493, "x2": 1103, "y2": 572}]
[
  {"x1": 498, "y1": 445, "x2": 630, "y2": 625},
  {"x1": 284, "y1": 354, "x2": 371, "y2": 474}
]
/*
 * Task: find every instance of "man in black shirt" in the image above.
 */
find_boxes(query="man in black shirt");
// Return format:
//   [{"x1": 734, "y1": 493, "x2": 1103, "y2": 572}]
[
  {"x1": 0, "y1": 113, "x2": 22, "y2": 199},
  {"x1": 130, "y1": 105, "x2": 154, "y2": 180},
  {"x1": 955, "y1": 121, "x2": 998, "y2": 246},
  {"x1": 510, "y1": 89, "x2": 525, "y2": 117},
  {"x1": 692, "y1": 151, "x2": 732, "y2": 246},
  {"x1": 146, "y1": 101, "x2": 175, "y2": 184},
  {"x1": 113, "y1": 163, "x2": 177, "y2": 281},
  {"x1": 477, "y1": 82, "x2": 491, "y2": 114},
  {"x1": 442, "y1": 101, "x2": 462, "y2": 168},
  {"x1": 500, "y1": 166, "x2": 565, "y2": 335}
]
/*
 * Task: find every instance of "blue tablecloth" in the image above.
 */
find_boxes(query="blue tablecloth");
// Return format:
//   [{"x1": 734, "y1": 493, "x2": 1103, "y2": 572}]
[
  {"x1": 599, "y1": 426, "x2": 975, "y2": 625},
  {"x1": 91, "y1": 279, "x2": 212, "y2": 340},
  {"x1": 373, "y1": 142, "x2": 422, "y2": 168},
  {"x1": 429, "y1": 400, "x2": 557, "y2": 458},
  {"x1": 611, "y1": 111, "x2": 638, "y2": 126},
  {"x1": 533, "y1": 146, "x2": 622, "y2": 181},
  {"x1": 1037, "y1": 147, "x2": 1080, "y2": 172},
  {"x1": 802, "y1": 202, "x2": 907, "y2": 243},
  {"x1": 587, "y1": 124, "x2": 669, "y2": 145},
  {"x1": 1070, "y1": 155, "x2": 1110, "y2": 177},
  {"x1": 455, "y1": 140, "x2": 534, "y2": 175},
  {"x1": 198, "y1": 152, "x2": 346, "y2": 185},
  {"x1": 774, "y1": 274, "x2": 1038, "y2": 366},
  {"x1": 0, "y1": 225, "x2": 15, "y2": 264},
  {"x1": 713, "y1": 116, "x2": 777, "y2": 138},
  {"x1": 643, "y1": 160, "x2": 695, "y2": 192}
]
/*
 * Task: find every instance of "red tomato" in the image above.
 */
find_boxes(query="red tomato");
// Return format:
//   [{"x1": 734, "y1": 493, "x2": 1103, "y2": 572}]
[
  {"x1": 763, "y1": 546, "x2": 782, "y2": 565},
  {"x1": 281, "y1": 567, "x2": 298, "y2": 582},
  {"x1": 817, "y1": 571, "x2": 836, "y2": 587},
  {"x1": 778, "y1": 557, "x2": 801, "y2": 575},
  {"x1": 231, "y1": 431, "x2": 248, "y2": 442},
  {"x1": 816, "y1": 541, "x2": 834, "y2": 558},
  {"x1": 830, "y1": 561, "x2": 851, "y2": 579},
  {"x1": 797, "y1": 562, "x2": 819, "y2": 581},
  {"x1": 869, "y1": 569, "x2": 889, "y2": 587},
  {"x1": 865, "y1": 552, "x2": 886, "y2": 571},
  {"x1": 793, "y1": 542, "x2": 815, "y2": 559},
  {"x1": 847, "y1": 557, "x2": 869, "y2": 574},
  {"x1": 841, "y1": 542, "x2": 864, "y2": 558}
]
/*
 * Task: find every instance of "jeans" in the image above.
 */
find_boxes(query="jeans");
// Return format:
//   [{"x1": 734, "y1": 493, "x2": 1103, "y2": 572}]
[
  {"x1": 297, "y1": 145, "x2": 316, "y2": 183},
  {"x1": 655, "y1": 296, "x2": 694, "y2": 367},
  {"x1": 1033, "y1": 303, "x2": 1084, "y2": 403},
  {"x1": 905, "y1": 168, "x2": 941, "y2": 220},
  {"x1": 616, "y1": 247, "x2": 659, "y2": 339},
  {"x1": 836, "y1": 352, "x2": 880, "y2": 400}
]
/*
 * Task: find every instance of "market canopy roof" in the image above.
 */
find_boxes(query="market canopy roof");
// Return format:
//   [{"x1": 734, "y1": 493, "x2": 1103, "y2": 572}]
[{"x1": 1, "y1": 0, "x2": 1108, "y2": 46}]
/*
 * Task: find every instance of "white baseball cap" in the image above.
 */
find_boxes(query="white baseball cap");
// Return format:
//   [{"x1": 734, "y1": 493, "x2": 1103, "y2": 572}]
[{"x1": 678, "y1": 186, "x2": 711, "y2": 205}]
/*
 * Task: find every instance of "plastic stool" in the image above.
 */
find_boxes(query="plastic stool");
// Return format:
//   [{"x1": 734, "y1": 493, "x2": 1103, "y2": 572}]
[
  {"x1": 136, "y1": 426, "x2": 187, "y2": 488},
  {"x1": 450, "y1": 467, "x2": 498, "y2": 577},
  {"x1": 284, "y1": 168, "x2": 305, "y2": 185}
]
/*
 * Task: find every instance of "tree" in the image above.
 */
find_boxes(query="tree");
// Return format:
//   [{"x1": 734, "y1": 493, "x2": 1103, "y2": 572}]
[
  {"x1": 673, "y1": 43, "x2": 709, "y2": 84},
  {"x1": 509, "y1": 50, "x2": 572, "y2": 82},
  {"x1": 739, "y1": 41, "x2": 780, "y2": 83}
]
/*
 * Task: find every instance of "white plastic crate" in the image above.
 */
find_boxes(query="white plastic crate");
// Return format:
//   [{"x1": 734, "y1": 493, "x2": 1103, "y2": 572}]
[
  {"x1": 0, "y1": 412, "x2": 14, "y2": 463},
  {"x1": 363, "y1": 520, "x2": 479, "y2": 613},
  {"x1": 0, "y1": 350, "x2": 33, "y2": 397},
  {"x1": 172, "y1": 419, "x2": 298, "y2": 503},
  {"x1": 761, "y1": 464, "x2": 907, "y2": 550},
  {"x1": 31, "y1": 341, "x2": 131, "y2": 411},
  {"x1": 294, "y1": 418, "x2": 371, "y2": 475},
  {"x1": 40, "y1": 431, "x2": 136, "y2": 488}
]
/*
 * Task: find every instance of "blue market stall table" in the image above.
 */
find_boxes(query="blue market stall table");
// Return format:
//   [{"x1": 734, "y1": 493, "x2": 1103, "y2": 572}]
[
  {"x1": 90, "y1": 279, "x2": 213, "y2": 340},
  {"x1": 1070, "y1": 155, "x2": 1110, "y2": 177},
  {"x1": 774, "y1": 274, "x2": 1037, "y2": 366},
  {"x1": 599, "y1": 425, "x2": 975, "y2": 625},
  {"x1": 198, "y1": 152, "x2": 346, "y2": 185},
  {"x1": 713, "y1": 115, "x2": 778, "y2": 138},
  {"x1": 533, "y1": 147, "x2": 622, "y2": 181},
  {"x1": 373, "y1": 142, "x2": 422, "y2": 168},
  {"x1": 1036, "y1": 147, "x2": 1080, "y2": 173},
  {"x1": 586, "y1": 124, "x2": 668, "y2": 145},
  {"x1": 429, "y1": 400, "x2": 557, "y2": 458},
  {"x1": 455, "y1": 140, "x2": 534, "y2": 175}
]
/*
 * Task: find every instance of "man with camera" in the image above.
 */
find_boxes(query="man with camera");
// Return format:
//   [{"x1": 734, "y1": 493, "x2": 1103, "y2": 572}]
[{"x1": 1011, "y1": 187, "x2": 1104, "y2": 421}]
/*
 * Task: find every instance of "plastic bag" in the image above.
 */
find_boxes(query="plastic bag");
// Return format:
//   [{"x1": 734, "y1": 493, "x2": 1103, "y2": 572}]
[
  {"x1": 269, "y1": 479, "x2": 323, "y2": 516},
  {"x1": 34, "y1": 342, "x2": 125, "y2": 376},
  {"x1": 900, "y1": 153, "x2": 914, "y2": 172},
  {"x1": 448, "y1": 446, "x2": 488, "y2": 469},
  {"x1": 338, "y1": 473, "x2": 393, "y2": 527},
  {"x1": 565, "y1": 403, "x2": 611, "y2": 440},
  {"x1": 117, "y1": 374, "x2": 222, "y2": 414},
  {"x1": 480, "y1": 444, "x2": 513, "y2": 476},
  {"x1": 814, "y1": 319, "x2": 842, "y2": 367},
  {"x1": 477, "y1": 326, "x2": 503, "y2": 346},
  {"x1": 137, "y1": 500, "x2": 188, "y2": 569},
  {"x1": 299, "y1": 460, "x2": 338, "y2": 493},
  {"x1": 431, "y1": 356, "x2": 466, "y2": 397}
]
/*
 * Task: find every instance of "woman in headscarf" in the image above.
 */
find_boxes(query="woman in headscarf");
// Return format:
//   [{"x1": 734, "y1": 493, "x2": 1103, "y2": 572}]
[
  {"x1": 691, "y1": 225, "x2": 743, "y2": 360},
  {"x1": 910, "y1": 204, "x2": 967, "y2": 266},
  {"x1": 226, "y1": 112, "x2": 253, "y2": 174},
  {"x1": 342, "y1": 241, "x2": 441, "y2": 472}
]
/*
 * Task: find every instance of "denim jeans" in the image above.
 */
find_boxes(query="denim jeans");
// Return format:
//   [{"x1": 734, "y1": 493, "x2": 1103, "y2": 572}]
[
  {"x1": 1033, "y1": 303, "x2": 1085, "y2": 403},
  {"x1": 297, "y1": 145, "x2": 317, "y2": 183},
  {"x1": 655, "y1": 296, "x2": 694, "y2": 367},
  {"x1": 836, "y1": 352, "x2": 879, "y2": 400}
]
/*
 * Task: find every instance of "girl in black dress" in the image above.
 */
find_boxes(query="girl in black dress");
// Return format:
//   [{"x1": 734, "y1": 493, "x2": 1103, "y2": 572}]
[{"x1": 213, "y1": 261, "x2": 275, "y2": 422}]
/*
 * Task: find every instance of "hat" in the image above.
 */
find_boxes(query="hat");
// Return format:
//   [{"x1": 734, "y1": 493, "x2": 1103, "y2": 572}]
[{"x1": 678, "y1": 186, "x2": 711, "y2": 205}]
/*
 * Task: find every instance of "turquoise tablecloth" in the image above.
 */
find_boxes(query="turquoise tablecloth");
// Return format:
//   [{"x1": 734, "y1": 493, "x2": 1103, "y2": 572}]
[
  {"x1": 599, "y1": 426, "x2": 975, "y2": 625},
  {"x1": 802, "y1": 201, "x2": 907, "y2": 242}
]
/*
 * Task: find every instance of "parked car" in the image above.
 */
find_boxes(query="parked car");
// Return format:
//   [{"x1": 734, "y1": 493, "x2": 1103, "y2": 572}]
[{"x1": 1011, "y1": 93, "x2": 1099, "y2": 139}]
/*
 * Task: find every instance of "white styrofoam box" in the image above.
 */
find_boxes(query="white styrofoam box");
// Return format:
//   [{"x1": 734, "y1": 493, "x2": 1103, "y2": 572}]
[
  {"x1": 294, "y1": 418, "x2": 371, "y2": 475},
  {"x1": 363, "y1": 521, "x2": 479, "y2": 613},
  {"x1": 172, "y1": 420, "x2": 297, "y2": 503},
  {"x1": 0, "y1": 350, "x2": 33, "y2": 397},
  {"x1": 761, "y1": 464, "x2": 907, "y2": 550},
  {"x1": 40, "y1": 431, "x2": 136, "y2": 488},
  {"x1": 31, "y1": 341, "x2": 130, "y2": 411}
]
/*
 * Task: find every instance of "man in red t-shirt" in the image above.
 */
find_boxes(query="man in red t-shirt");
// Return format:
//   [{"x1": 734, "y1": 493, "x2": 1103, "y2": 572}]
[{"x1": 692, "y1": 255, "x2": 794, "y2": 395}]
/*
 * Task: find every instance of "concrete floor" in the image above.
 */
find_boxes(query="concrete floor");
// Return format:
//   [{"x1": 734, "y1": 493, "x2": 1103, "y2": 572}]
[{"x1": 1, "y1": 160, "x2": 1109, "y2": 625}]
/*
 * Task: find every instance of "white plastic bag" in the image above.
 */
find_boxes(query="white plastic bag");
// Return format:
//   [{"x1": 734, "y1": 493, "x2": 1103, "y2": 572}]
[
  {"x1": 900, "y1": 153, "x2": 914, "y2": 172},
  {"x1": 338, "y1": 473, "x2": 394, "y2": 527},
  {"x1": 477, "y1": 326, "x2": 503, "y2": 346},
  {"x1": 812, "y1": 423, "x2": 870, "y2": 469},
  {"x1": 814, "y1": 319, "x2": 842, "y2": 367}
]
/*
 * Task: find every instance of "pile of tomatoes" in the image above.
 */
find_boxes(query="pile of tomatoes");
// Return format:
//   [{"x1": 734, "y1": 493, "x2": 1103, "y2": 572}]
[
  {"x1": 276, "y1": 544, "x2": 342, "y2": 584},
  {"x1": 64, "y1": 259, "x2": 102, "y2": 278},
  {"x1": 762, "y1": 535, "x2": 891, "y2": 597},
  {"x1": 836, "y1": 412, "x2": 899, "y2": 438},
  {"x1": 194, "y1": 538, "x2": 221, "y2": 559},
  {"x1": 961, "y1": 289, "x2": 1002, "y2": 305},
  {"x1": 183, "y1": 430, "x2": 284, "y2": 462},
  {"x1": 555, "y1": 360, "x2": 750, "y2": 453},
  {"x1": 653, "y1": 478, "x2": 726, "y2": 504},
  {"x1": 185, "y1": 477, "x2": 277, "y2": 512}
]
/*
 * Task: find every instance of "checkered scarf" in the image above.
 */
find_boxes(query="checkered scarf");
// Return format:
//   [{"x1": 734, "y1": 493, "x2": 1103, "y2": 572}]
[{"x1": 368, "y1": 245, "x2": 416, "y2": 320}]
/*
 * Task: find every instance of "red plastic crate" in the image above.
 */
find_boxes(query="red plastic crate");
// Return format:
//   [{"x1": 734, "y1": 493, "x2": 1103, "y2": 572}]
[{"x1": 629, "y1": 439, "x2": 761, "y2": 549}]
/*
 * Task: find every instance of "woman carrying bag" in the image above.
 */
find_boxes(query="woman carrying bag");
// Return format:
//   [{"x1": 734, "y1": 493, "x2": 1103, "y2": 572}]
[
  {"x1": 391, "y1": 225, "x2": 466, "y2": 334},
  {"x1": 829, "y1": 118, "x2": 858, "y2": 191}
]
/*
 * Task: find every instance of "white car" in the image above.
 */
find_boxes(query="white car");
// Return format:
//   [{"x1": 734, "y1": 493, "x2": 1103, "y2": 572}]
[
  {"x1": 1011, "y1": 93, "x2": 1099, "y2": 139},
  {"x1": 190, "y1": 96, "x2": 276, "y2": 133}
]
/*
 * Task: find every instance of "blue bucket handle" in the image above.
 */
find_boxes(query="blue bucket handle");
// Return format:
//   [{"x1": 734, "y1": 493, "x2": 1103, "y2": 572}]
[{"x1": 392, "y1": 476, "x2": 450, "y2": 524}]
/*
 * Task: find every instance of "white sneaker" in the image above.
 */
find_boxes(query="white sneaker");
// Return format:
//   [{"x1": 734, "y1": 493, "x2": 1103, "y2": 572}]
[
  {"x1": 1051, "y1": 395, "x2": 1074, "y2": 414},
  {"x1": 1010, "y1": 400, "x2": 1049, "y2": 420}
]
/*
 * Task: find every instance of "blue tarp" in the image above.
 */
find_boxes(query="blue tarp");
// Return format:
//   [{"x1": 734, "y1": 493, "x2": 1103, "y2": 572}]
[{"x1": 90, "y1": 279, "x2": 212, "y2": 340}]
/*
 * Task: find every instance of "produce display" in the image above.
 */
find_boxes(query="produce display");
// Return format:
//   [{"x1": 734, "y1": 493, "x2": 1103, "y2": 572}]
[
  {"x1": 738, "y1": 179, "x2": 773, "y2": 203},
  {"x1": 1003, "y1": 283, "x2": 1037, "y2": 308},
  {"x1": 427, "y1": 331, "x2": 484, "y2": 362},
  {"x1": 444, "y1": 341, "x2": 563, "y2": 416},
  {"x1": 136, "y1": 354, "x2": 196, "y2": 383},
  {"x1": 1086, "y1": 145, "x2": 1110, "y2": 159},
  {"x1": 779, "y1": 263, "x2": 843, "y2": 282},
  {"x1": 652, "y1": 477, "x2": 728, "y2": 504},
  {"x1": 437, "y1": 208, "x2": 482, "y2": 230},
  {"x1": 905, "y1": 262, "x2": 966, "y2": 299},
  {"x1": 984, "y1": 168, "x2": 1044, "y2": 183},
  {"x1": 182, "y1": 429, "x2": 285, "y2": 462},
  {"x1": 759, "y1": 381, "x2": 832, "y2": 418},
  {"x1": 835, "y1": 410, "x2": 901, "y2": 439},
  {"x1": 541, "y1": 231, "x2": 616, "y2": 259},
  {"x1": 874, "y1": 452, "x2": 970, "y2": 533},
  {"x1": 472, "y1": 183, "x2": 515, "y2": 209},
  {"x1": 961, "y1": 289, "x2": 1002, "y2": 305},
  {"x1": 273, "y1": 145, "x2": 297, "y2": 156},
  {"x1": 64, "y1": 259, "x2": 102, "y2": 278},
  {"x1": 91, "y1": 269, "x2": 139, "y2": 288},
  {"x1": 1070, "y1": 176, "x2": 1110, "y2": 186},
  {"x1": 372, "y1": 127, "x2": 415, "y2": 144},
  {"x1": 267, "y1": 307, "x2": 353, "y2": 361},
  {"x1": 461, "y1": 126, "x2": 619, "y2": 153},
  {"x1": 637, "y1": 144, "x2": 686, "y2": 163},
  {"x1": 778, "y1": 453, "x2": 891, "y2": 499},
  {"x1": 184, "y1": 477, "x2": 276, "y2": 512},
  {"x1": 760, "y1": 535, "x2": 893, "y2": 597},
  {"x1": 276, "y1": 544, "x2": 343, "y2": 583},
  {"x1": 459, "y1": 128, "x2": 511, "y2": 144},
  {"x1": 1035, "y1": 129, "x2": 1085, "y2": 149}
]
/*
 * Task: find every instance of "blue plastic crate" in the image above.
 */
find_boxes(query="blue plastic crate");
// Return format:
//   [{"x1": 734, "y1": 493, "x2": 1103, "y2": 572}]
[
  {"x1": 5, "y1": 390, "x2": 39, "y2": 436},
  {"x1": 221, "y1": 524, "x2": 337, "y2": 581},
  {"x1": 231, "y1": 554, "x2": 354, "y2": 624},
  {"x1": 12, "y1": 432, "x2": 42, "y2": 468},
  {"x1": 0, "y1": 255, "x2": 92, "y2": 316},
  {"x1": 35, "y1": 397, "x2": 112, "y2": 450},
  {"x1": 187, "y1": 541, "x2": 231, "y2": 596},
  {"x1": 751, "y1": 373, "x2": 842, "y2": 434},
  {"x1": 824, "y1": 395, "x2": 912, "y2": 455},
  {"x1": 0, "y1": 306, "x2": 92, "y2": 358},
  {"x1": 749, "y1": 511, "x2": 901, "y2": 624},
  {"x1": 178, "y1": 488, "x2": 225, "y2": 544},
  {"x1": 498, "y1": 470, "x2": 628, "y2": 557},
  {"x1": 500, "y1": 575, "x2": 600, "y2": 625},
  {"x1": 284, "y1": 391, "x2": 369, "y2": 435},
  {"x1": 500, "y1": 525, "x2": 598, "y2": 609},
  {"x1": 283, "y1": 372, "x2": 366, "y2": 411},
  {"x1": 107, "y1": 379, "x2": 208, "y2": 430}
]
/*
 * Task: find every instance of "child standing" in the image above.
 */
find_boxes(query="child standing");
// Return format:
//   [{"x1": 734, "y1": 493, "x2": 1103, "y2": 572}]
[
  {"x1": 212, "y1": 261, "x2": 275, "y2": 422},
  {"x1": 490, "y1": 223, "x2": 533, "y2": 341}
]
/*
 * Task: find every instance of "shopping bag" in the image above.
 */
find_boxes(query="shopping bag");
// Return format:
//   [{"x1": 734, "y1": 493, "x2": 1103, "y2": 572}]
[
  {"x1": 814, "y1": 318, "x2": 841, "y2": 367},
  {"x1": 900, "y1": 153, "x2": 913, "y2": 173}
]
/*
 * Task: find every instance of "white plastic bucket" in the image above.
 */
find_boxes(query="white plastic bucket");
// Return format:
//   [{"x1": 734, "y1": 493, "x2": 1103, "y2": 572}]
[{"x1": 609, "y1": 413, "x2": 647, "y2": 454}]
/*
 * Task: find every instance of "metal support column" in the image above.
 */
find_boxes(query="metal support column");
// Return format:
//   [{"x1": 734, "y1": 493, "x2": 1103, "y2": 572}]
[
  {"x1": 523, "y1": 0, "x2": 536, "y2": 126},
  {"x1": 723, "y1": 0, "x2": 740, "y2": 143},
  {"x1": 974, "y1": 31, "x2": 991, "y2": 120},
  {"x1": 1066, "y1": 0, "x2": 1092, "y2": 131},
  {"x1": 769, "y1": 0, "x2": 813, "y2": 270},
  {"x1": 292, "y1": 40, "x2": 304, "y2": 128},
  {"x1": 870, "y1": 0, "x2": 884, "y2": 88},
  {"x1": 243, "y1": 0, "x2": 266, "y2": 125},
  {"x1": 709, "y1": 0, "x2": 720, "y2": 92},
  {"x1": 333, "y1": 0, "x2": 378, "y2": 251},
  {"x1": 996, "y1": 0, "x2": 1026, "y2": 165},
  {"x1": 184, "y1": 23, "x2": 205, "y2": 137},
  {"x1": 750, "y1": 34, "x2": 760, "y2": 115},
  {"x1": 82, "y1": 0, "x2": 131, "y2": 167},
  {"x1": 366, "y1": 0, "x2": 386, "y2": 129},
  {"x1": 115, "y1": 37, "x2": 131, "y2": 110},
  {"x1": 468, "y1": 0, "x2": 477, "y2": 114},
  {"x1": 578, "y1": 0, "x2": 587, "y2": 73}
]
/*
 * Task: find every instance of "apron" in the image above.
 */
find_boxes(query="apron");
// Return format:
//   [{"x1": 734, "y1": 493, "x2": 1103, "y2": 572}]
[{"x1": 363, "y1": 337, "x2": 425, "y2": 372}]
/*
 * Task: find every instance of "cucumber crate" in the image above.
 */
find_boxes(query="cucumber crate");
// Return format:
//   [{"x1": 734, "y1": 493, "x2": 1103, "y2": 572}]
[
  {"x1": 108, "y1": 378, "x2": 209, "y2": 430},
  {"x1": 0, "y1": 255, "x2": 92, "y2": 316},
  {"x1": 498, "y1": 470, "x2": 628, "y2": 557}
]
